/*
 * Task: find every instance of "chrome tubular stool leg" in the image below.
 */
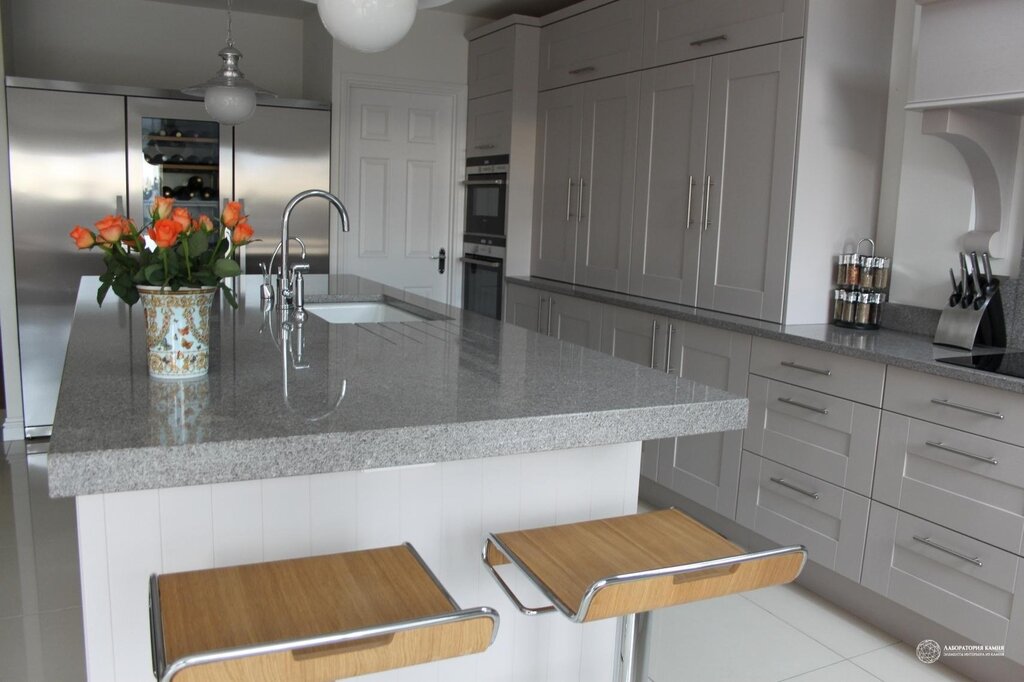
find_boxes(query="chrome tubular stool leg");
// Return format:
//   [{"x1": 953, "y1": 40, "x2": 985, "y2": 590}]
[{"x1": 618, "y1": 611, "x2": 651, "y2": 682}]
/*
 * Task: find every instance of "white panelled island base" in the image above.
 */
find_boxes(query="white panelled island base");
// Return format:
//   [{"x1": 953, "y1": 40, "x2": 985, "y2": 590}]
[{"x1": 76, "y1": 443, "x2": 640, "y2": 682}]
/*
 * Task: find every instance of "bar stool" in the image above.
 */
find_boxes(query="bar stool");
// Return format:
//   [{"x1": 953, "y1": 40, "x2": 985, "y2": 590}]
[
  {"x1": 150, "y1": 543, "x2": 498, "y2": 682},
  {"x1": 482, "y1": 508, "x2": 806, "y2": 682}
]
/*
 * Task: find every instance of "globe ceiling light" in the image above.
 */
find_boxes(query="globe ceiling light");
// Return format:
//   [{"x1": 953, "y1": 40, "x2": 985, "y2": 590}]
[
  {"x1": 316, "y1": 0, "x2": 418, "y2": 53},
  {"x1": 182, "y1": 0, "x2": 275, "y2": 126}
]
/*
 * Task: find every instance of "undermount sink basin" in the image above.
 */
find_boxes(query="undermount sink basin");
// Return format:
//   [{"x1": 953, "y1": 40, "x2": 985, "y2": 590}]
[{"x1": 306, "y1": 301, "x2": 431, "y2": 325}]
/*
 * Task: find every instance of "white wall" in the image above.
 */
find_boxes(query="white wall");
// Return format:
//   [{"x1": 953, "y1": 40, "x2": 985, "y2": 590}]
[{"x1": 4, "y1": 0, "x2": 307, "y2": 98}]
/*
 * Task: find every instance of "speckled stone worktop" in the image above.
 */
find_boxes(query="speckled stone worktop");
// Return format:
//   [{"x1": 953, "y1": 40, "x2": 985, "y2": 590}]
[
  {"x1": 508, "y1": 276, "x2": 1024, "y2": 394},
  {"x1": 48, "y1": 275, "x2": 747, "y2": 497}
]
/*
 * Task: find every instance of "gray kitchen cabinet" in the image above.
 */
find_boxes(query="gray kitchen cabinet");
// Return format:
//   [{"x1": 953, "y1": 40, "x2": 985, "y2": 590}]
[
  {"x1": 745, "y1": 375, "x2": 880, "y2": 497},
  {"x1": 538, "y1": 0, "x2": 644, "y2": 92},
  {"x1": 505, "y1": 283, "x2": 542, "y2": 332},
  {"x1": 660, "y1": 323, "x2": 751, "y2": 518},
  {"x1": 641, "y1": 0, "x2": 805, "y2": 69},
  {"x1": 697, "y1": 41, "x2": 801, "y2": 323},
  {"x1": 574, "y1": 73, "x2": 641, "y2": 292},
  {"x1": 863, "y1": 502, "x2": 1024, "y2": 655},
  {"x1": 467, "y1": 91, "x2": 513, "y2": 157},
  {"x1": 531, "y1": 85, "x2": 583, "y2": 282},
  {"x1": 546, "y1": 292, "x2": 603, "y2": 349},
  {"x1": 738, "y1": 451, "x2": 870, "y2": 583},
  {"x1": 629, "y1": 60, "x2": 710, "y2": 305},
  {"x1": 468, "y1": 26, "x2": 516, "y2": 99},
  {"x1": 875, "y1": 412, "x2": 1024, "y2": 556}
]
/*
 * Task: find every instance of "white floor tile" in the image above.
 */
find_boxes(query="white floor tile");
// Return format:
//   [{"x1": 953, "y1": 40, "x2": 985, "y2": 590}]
[
  {"x1": 783, "y1": 660, "x2": 882, "y2": 681},
  {"x1": 744, "y1": 584, "x2": 897, "y2": 658},
  {"x1": 0, "y1": 615, "x2": 29, "y2": 681},
  {"x1": 851, "y1": 643, "x2": 972, "y2": 682},
  {"x1": 647, "y1": 593, "x2": 842, "y2": 682}
]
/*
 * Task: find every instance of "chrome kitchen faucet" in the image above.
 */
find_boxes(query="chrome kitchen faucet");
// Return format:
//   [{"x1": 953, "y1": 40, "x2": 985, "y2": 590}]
[{"x1": 277, "y1": 189, "x2": 351, "y2": 316}]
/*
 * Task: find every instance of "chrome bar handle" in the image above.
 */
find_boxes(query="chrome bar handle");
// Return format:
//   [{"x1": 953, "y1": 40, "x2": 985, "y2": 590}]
[
  {"x1": 649, "y1": 319, "x2": 659, "y2": 369},
  {"x1": 474, "y1": 144, "x2": 496, "y2": 150},
  {"x1": 769, "y1": 477, "x2": 820, "y2": 500},
  {"x1": 702, "y1": 176, "x2": 713, "y2": 231},
  {"x1": 925, "y1": 441, "x2": 998, "y2": 465},
  {"x1": 537, "y1": 296, "x2": 545, "y2": 333},
  {"x1": 568, "y1": 66, "x2": 596, "y2": 75},
  {"x1": 566, "y1": 177, "x2": 574, "y2": 221},
  {"x1": 664, "y1": 324, "x2": 675, "y2": 374},
  {"x1": 777, "y1": 396, "x2": 829, "y2": 415},
  {"x1": 685, "y1": 176, "x2": 695, "y2": 228},
  {"x1": 781, "y1": 361, "x2": 832, "y2": 377},
  {"x1": 547, "y1": 298, "x2": 555, "y2": 337},
  {"x1": 913, "y1": 535, "x2": 983, "y2": 567},
  {"x1": 691, "y1": 34, "x2": 727, "y2": 47},
  {"x1": 577, "y1": 176, "x2": 586, "y2": 221},
  {"x1": 930, "y1": 398, "x2": 1003, "y2": 420}
]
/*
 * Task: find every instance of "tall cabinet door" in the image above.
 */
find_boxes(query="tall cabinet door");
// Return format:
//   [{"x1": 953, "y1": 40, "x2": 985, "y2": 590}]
[
  {"x1": 531, "y1": 86, "x2": 583, "y2": 282},
  {"x1": 575, "y1": 73, "x2": 641, "y2": 293},
  {"x1": 698, "y1": 41, "x2": 801, "y2": 323},
  {"x1": 8, "y1": 88, "x2": 127, "y2": 434},
  {"x1": 234, "y1": 106, "x2": 332, "y2": 274},
  {"x1": 629, "y1": 60, "x2": 711, "y2": 304}
]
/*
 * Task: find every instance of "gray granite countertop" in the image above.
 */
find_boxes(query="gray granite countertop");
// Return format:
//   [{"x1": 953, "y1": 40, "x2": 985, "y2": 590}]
[
  {"x1": 48, "y1": 275, "x2": 747, "y2": 497},
  {"x1": 508, "y1": 276, "x2": 1024, "y2": 395}
]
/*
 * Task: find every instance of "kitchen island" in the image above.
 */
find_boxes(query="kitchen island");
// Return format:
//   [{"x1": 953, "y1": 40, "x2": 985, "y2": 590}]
[{"x1": 49, "y1": 274, "x2": 748, "y2": 682}]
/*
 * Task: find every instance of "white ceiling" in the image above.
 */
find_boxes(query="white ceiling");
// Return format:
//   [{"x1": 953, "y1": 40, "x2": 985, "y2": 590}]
[{"x1": 146, "y1": 0, "x2": 577, "y2": 20}]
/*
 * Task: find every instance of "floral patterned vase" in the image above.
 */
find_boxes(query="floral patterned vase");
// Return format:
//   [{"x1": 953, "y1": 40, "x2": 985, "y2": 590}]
[{"x1": 137, "y1": 285, "x2": 216, "y2": 379}]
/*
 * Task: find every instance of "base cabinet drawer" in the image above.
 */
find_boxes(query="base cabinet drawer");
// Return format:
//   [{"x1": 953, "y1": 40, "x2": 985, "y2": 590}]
[
  {"x1": 884, "y1": 366, "x2": 1024, "y2": 447},
  {"x1": 745, "y1": 375, "x2": 879, "y2": 496},
  {"x1": 863, "y1": 503, "x2": 1024, "y2": 653},
  {"x1": 737, "y1": 452, "x2": 869, "y2": 583},
  {"x1": 749, "y1": 337, "x2": 885, "y2": 406},
  {"x1": 875, "y1": 412, "x2": 1024, "y2": 555}
]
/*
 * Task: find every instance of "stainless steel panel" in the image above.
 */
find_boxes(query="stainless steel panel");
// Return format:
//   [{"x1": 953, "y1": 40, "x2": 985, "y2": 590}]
[
  {"x1": 233, "y1": 106, "x2": 331, "y2": 275},
  {"x1": 8, "y1": 87, "x2": 128, "y2": 433}
]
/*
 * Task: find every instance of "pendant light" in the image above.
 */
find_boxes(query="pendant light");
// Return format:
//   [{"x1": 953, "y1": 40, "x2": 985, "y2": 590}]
[
  {"x1": 305, "y1": 0, "x2": 422, "y2": 53},
  {"x1": 182, "y1": 0, "x2": 274, "y2": 125}
]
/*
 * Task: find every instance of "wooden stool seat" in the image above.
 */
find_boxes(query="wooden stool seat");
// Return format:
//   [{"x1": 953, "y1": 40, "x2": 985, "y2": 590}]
[
  {"x1": 150, "y1": 543, "x2": 498, "y2": 682},
  {"x1": 483, "y1": 508, "x2": 806, "y2": 623}
]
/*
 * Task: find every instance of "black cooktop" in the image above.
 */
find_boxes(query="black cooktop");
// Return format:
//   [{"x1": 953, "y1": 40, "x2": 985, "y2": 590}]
[{"x1": 937, "y1": 351, "x2": 1024, "y2": 379}]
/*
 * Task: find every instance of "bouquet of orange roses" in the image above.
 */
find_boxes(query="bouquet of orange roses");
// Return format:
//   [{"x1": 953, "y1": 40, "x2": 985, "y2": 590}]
[{"x1": 69, "y1": 198, "x2": 254, "y2": 308}]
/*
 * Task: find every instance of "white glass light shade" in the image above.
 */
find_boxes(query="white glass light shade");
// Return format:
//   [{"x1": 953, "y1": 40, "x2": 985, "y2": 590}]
[
  {"x1": 204, "y1": 85, "x2": 257, "y2": 125},
  {"x1": 317, "y1": 0, "x2": 417, "y2": 53}
]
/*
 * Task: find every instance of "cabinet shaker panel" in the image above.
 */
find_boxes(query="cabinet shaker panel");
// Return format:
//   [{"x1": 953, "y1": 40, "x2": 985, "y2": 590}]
[
  {"x1": 574, "y1": 73, "x2": 641, "y2": 293},
  {"x1": 548, "y1": 292, "x2": 603, "y2": 350},
  {"x1": 468, "y1": 27, "x2": 515, "y2": 98},
  {"x1": 629, "y1": 60, "x2": 711, "y2": 305},
  {"x1": 538, "y1": 0, "x2": 644, "y2": 91},
  {"x1": 697, "y1": 41, "x2": 801, "y2": 323},
  {"x1": 467, "y1": 91, "x2": 513, "y2": 157},
  {"x1": 505, "y1": 284, "x2": 542, "y2": 332},
  {"x1": 531, "y1": 86, "x2": 583, "y2": 282}
]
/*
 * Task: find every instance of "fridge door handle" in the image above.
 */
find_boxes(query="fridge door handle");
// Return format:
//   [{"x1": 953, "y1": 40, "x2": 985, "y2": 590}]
[{"x1": 116, "y1": 195, "x2": 125, "y2": 216}]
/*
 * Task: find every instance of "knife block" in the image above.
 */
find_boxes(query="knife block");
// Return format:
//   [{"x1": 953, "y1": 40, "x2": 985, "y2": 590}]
[{"x1": 934, "y1": 281, "x2": 1006, "y2": 350}]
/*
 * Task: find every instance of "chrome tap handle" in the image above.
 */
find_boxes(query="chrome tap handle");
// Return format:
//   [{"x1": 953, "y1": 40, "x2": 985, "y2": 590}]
[{"x1": 290, "y1": 262, "x2": 311, "y2": 319}]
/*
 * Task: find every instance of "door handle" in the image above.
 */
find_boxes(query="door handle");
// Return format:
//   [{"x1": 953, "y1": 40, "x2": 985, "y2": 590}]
[
  {"x1": 703, "y1": 176, "x2": 714, "y2": 231},
  {"x1": 565, "y1": 177, "x2": 574, "y2": 221},
  {"x1": 664, "y1": 324, "x2": 675, "y2": 374},
  {"x1": 577, "y1": 176, "x2": 586, "y2": 222},
  {"x1": 685, "y1": 176, "x2": 695, "y2": 228},
  {"x1": 547, "y1": 298, "x2": 555, "y2": 336},
  {"x1": 430, "y1": 248, "x2": 446, "y2": 274},
  {"x1": 115, "y1": 195, "x2": 125, "y2": 216}
]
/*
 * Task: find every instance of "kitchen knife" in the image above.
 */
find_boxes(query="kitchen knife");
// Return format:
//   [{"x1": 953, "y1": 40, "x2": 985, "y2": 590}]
[
  {"x1": 960, "y1": 252, "x2": 972, "y2": 308},
  {"x1": 970, "y1": 252, "x2": 985, "y2": 309},
  {"x1": 949, "y1": 267, "x2": 961, "y2": 307},
  {"x1": 981, "y1": 252, "x2": 995, "y2": 290}
]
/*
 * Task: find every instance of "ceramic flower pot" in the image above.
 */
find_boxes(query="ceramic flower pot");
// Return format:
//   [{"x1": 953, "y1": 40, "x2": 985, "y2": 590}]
[{"x1": 137, "y1": 285, "x2": 216, "y2": 379}]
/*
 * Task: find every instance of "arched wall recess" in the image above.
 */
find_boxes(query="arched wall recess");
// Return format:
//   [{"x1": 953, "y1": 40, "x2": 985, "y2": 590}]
[{"x1": 919, "y1": 107, "x2": 1022, "y2": 259}]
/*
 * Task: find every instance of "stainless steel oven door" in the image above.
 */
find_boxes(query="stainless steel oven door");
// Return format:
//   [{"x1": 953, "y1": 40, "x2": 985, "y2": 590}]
[
  {"x1": 464, "y1": 174, "x2": 507, "y2": 239},
  {"x1": 462, "y1": 254, "x2": 504, "y2": 320}
]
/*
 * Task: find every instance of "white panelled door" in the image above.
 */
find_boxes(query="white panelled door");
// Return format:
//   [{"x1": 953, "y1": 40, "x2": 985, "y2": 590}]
[{"x1": 342, "y1": 81, "x2": 459, "y2": 304}]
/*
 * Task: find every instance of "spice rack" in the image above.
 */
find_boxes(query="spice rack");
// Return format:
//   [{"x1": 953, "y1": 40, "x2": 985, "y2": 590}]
[{"x1": 832, "y1": 238, "x2": 891, "y2": 330}]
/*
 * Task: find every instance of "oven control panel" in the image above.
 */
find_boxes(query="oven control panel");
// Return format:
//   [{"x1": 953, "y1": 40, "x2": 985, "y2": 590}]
[{"x1": 464, "y1": 241, "x2": 506, "y2": 259}]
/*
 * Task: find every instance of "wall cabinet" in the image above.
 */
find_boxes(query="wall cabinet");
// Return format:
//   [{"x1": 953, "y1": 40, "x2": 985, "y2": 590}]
[
  {"x1": 641, "y1": 0, "x2": 805, "y2": 68},
  {"x1": 538, "y1": 0, "x2": 644, "y2": 91},
  {"x1": 467, "y1": 91, "x2": 513, "y2": 157},
  {"x1": 531, "y1": 73, "x2": 640, "y2": 290},
  {"x1": 468, "y1": 26, "x2": 516, "y2": 99}
]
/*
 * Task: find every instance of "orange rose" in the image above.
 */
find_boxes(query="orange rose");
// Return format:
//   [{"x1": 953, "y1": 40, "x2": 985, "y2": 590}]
[
  {"x1": 171, "y1": 207, "x2": 192, "y2": 231},
  {"x1": 221, "y1": 201, "x2": 243, "y2": 228},
  {"x1": 152, "y1": 196, "x2": 174, "y2": 220},
  {"x1": 195, "y1": 214, "x2": 214, "y2": 233},
  {"x1": 231, "y1": 220, "x2": 254, "y2": 245},
  {"x1": 69, "y1": 226, "x2": 95, "y2": 249},
  {"x1": 149, "y1": 219, "x2": 184, "y2": 249},
  {"x1": 94, "y1": 214, "x2": 129, "y2": 244}
]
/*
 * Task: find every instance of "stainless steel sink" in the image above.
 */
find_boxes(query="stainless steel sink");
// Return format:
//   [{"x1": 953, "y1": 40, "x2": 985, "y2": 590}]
[{"x1": 306, "y1": 301, "x2": 431, "y2": 324}]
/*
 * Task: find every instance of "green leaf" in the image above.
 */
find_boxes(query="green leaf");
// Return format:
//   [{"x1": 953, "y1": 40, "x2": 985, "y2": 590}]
[
  {"x1": 220, "y1": 283, "x2": 238, "y2": 309},
  {"x1": 213, "y1": 258, "x2": 241, "y2": 278},
  {"x1": 97, "y1": 281, "x2": 111, "y2": 306},
  {"x1": 143, "y1": 263, "x2": 164, "y2": 285},
  {"x1": 188, "y1": 230, "x2": 209, "y2": 257}
]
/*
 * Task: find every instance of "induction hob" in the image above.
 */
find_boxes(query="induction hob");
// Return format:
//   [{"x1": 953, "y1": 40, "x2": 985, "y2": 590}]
[{"x1": 936, "y1": 351, "x2": 1024, "y2": 379}]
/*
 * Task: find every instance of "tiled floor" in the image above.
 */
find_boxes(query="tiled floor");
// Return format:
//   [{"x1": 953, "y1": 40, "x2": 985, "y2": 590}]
[{"x1": 0, "y1": 441, "x2": 973, "y2": 682}]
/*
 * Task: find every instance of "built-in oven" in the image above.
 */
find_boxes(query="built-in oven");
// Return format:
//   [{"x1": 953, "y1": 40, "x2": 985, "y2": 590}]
[
  {"x1": 462, "y1": 239, "x2": 505, "y2": 320},
  {"x1": 464, "y1": 155, "x2": 508, "y2": 240}
]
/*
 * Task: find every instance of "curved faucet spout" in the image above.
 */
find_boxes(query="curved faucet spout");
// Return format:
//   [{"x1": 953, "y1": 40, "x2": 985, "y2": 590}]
[{"x1": 280, "y1": 189, "x2": 351, "y2": 308}]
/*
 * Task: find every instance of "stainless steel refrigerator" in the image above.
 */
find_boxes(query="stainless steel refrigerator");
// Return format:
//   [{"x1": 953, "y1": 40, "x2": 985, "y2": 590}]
[{"x1": 7, "y1": 81, "x2": 330, "y2": 437}]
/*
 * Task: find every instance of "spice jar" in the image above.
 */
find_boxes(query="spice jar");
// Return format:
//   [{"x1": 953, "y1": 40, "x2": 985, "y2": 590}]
[
  {"x1": 842, "y1": 292, "x2": 859, "y2": 324},
  {"x1": 856, "y1": 292, "x2": 873, "y2": 326},
  {"x1": 845, "y1": 255, "x2": 861, "y2": 287},
  {"x1": 833, "y1": 289, "x2": 846, "y2": 323},
  {"x1": 869, "y1": 293, "x2": 884, "y2": 326},
  {"x1": 836, "y1": 255, "x2": 850, "y2": 287},
  {"x1": 859, "y1": 256, "x2": 876, "y2": 289},
  {"x1": 873, "y1": 257, "x2": 891, "y2": 290}
]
